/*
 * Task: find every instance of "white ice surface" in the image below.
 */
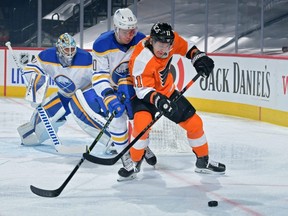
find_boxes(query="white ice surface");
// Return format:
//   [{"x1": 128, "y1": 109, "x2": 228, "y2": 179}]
[{"x1": 0, "y1": 97, "x2": 288, "y2": 216}]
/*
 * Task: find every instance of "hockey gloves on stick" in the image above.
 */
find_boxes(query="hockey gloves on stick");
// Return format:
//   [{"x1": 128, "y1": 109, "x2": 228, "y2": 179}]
[
  {"x1": 153, "y1": 93, "x2": 178, "y2": 118},
  {"x1": 117, "y1": 76, "x2": 135, "y2": 120},
  {"x1": 117, "y1": 76, "x2": 135, "y2": 103},
  {"x1": 103, "y1": 89, "x2": 125, "y2": 118},
  {"x1": 191, "y1": 50, "x2": 214, "y2": 78}
]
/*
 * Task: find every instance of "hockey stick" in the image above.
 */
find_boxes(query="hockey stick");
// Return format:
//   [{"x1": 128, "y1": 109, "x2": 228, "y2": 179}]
[
  {"x1": 30, "y1": 112, "x2": 115, "y2": 197},
  {"x1": 5, "y1": 42, "x2": 30, "y2": 86},
  {"x1": 5, "y1": 41, "x2": 86, "y2": 154},
  {"x1": 83, "y1": 73, "x2": 202, "y2": 165}
]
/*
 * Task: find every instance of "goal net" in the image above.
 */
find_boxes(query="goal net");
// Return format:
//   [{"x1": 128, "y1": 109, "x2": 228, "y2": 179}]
[{"x1": 149, "y1": 116, "x2": 191, "y2": 154}]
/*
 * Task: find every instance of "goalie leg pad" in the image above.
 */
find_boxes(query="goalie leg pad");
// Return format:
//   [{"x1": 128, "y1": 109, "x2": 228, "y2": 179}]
[
  {"x1": 69, "y1": 90, "x2": 110, "y2": 136},
  {"x1": 69, "y1": 109, "x2": 111, "y2": 145},
  {"x1": 18, "y1": 122, "x2": 40, "y2": 145},
  {"x1": 42, "y1": 93, "x2": 70, "y2": 120},
  {"x1": 17, "y1": 110, "x2": 65, "y2": 145},
  {"x1": 18, "y1": 93, "x2": 67, "y2": 145},
  {"x1": 68, "y1": 89, "x2": 111, "y2": 145}
]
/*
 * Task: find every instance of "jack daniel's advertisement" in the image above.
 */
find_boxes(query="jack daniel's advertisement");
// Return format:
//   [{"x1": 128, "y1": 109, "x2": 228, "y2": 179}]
[{"x1": 199, "y1": 62, "x2": 271, "y2": 99}]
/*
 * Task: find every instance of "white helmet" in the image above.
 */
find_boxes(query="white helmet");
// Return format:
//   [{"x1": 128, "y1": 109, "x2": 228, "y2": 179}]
[
  {"x1": 56, "y1": 33, "x2": 77, "y2": 67},
  {"x1": 113, "y1": 8, "x2": 137, "y2": 30}
]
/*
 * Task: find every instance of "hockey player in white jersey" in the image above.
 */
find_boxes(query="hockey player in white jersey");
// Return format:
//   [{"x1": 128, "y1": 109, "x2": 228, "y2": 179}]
[
  {"x1": 91, "y1": 8, "x2": 157, "y2": 181},
  {"x1": 17, "y1": 33, "x2": 111, "y2": 151}
]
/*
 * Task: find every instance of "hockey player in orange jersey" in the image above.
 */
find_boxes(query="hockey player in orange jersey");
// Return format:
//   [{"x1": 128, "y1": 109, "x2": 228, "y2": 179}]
[{"x1": 128, "y1": 22, "x2": 226, "y2": 174}]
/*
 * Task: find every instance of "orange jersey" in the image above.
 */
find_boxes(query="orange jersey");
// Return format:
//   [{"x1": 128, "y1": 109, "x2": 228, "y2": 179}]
[{"x1": 129, "y1": 31, "x2": 195, "y2": 101}]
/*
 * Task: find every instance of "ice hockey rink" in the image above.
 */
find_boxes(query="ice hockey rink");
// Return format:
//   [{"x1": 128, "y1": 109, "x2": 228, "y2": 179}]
[{"x1": 0, "y1": 96, "x2": 287, "y2": 216}]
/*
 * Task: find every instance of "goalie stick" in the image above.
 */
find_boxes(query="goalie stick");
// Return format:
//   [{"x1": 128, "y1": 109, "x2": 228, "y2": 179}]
[
  {"x1": 83, "y1": 73, "x2": 202, "y2": 165},
  {"x1": 30, "y1": 112, "x2": 115, "y2": 197},
  {"x1": 5, "y1": 41, "x2": 86, "y2": 154}
]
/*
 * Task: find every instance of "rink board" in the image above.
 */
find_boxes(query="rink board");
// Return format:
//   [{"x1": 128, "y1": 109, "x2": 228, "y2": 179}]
[{"x1": 0, "y1": 47, "x2": 287, "y2": 126}]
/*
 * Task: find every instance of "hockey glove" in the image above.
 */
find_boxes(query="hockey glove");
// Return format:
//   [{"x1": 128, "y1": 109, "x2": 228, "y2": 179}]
[
  {"x1": 103, "y1": 89, "x2": 125, "y2": 118},
  {"x1": 117, "y1": 76, "x2": 136, "y2": 120},
  {"x1": 117, "y1": 76, "x2": 135, "y2": 104},
  {"x1": 153, "y1": 93, "x2": 178, "y2": 118},
  {"x1": 191, "y1": 50, "x2": 214, "y2": 78}
]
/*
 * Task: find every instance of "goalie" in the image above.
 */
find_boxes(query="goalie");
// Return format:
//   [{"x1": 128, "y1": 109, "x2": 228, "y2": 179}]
[{"x1": 17, "y1": 33, "x2": 112, "y2": 152}]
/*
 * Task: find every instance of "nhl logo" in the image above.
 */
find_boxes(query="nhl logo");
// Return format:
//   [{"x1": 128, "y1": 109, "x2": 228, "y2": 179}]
[{"x1": 19, "y1": 53, "x2": 30, "y2": 66}]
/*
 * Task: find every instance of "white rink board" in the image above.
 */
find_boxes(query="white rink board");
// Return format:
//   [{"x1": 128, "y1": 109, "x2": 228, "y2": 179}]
[
  {"x1": 0, "y1": 49, "x2": 4, "y2": 86},
  {"x1": 171, "y1": 54, "x2": 288, "y2": 112},
  {"x1": 4, "y1": 48, "x2": 57, "y2": 87},
  {"x1": 1, "y1": 47, "x2": 288, "y2": 112}
]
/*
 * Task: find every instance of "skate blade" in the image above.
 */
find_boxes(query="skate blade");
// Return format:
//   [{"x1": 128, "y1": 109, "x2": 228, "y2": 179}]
[
  {"x1": 195, "y1": 168, "x2": 225, "y2": 175},
  {"x1": 105, "y1": 149, "x2": 117, "y2": 155},
  {"x1": 144, "y1": 157, "x2": 157, "y2": 166},
  {"x1": 117, "y1": 173, "x2": 137, "y2": 182}
]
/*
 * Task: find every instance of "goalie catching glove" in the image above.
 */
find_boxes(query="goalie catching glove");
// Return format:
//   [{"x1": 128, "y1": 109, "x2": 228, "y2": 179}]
[
  {"x1": 153, "y1": 93, "x2": 178, "y2": 118},
  {"x1": 191, "y1": 50, "x2": 214, "y2": 78}
]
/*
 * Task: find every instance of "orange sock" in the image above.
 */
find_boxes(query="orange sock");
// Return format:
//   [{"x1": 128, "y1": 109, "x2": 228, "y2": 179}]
[
  {"x1": 130, "y1": 111, "x2": 152, "y2": 162},
  {"x1": 132, "y1": 111, "x2": 152, "y2": 139},
  {"x1": 130, "y1": 147, "x2": 145, "y2": 162},
  {"x1": 179, "y1": 113, "x2": 209, "y2": 157},
  {"x1": 192, "y1": 143, "x2": 208, "y2": 157}
]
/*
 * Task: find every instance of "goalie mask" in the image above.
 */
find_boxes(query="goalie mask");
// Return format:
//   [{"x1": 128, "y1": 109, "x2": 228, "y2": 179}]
[
  {"x1": 56, "y1": 33, "x2": 77, "y2": 67},
  {"x1": 113, "y1": 8, "x2": 138, "y2": 42}
]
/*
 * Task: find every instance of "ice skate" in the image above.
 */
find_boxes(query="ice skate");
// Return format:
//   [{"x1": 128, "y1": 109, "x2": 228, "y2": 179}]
[
  {"x1": 195, "y1": 156, "x2": 226, "y2": 174},
  {"x1": 134, "y1": 154, "x2": 145, "y2": 173},
  {"x1": 104, "y1": 140, "x2": 117, "y2": 155},
  {"x1": 144, "y1": 146, "x2": 157, "y2": 166},
  {"x1": 117, "y1": 152, "x2": 137, "y2": 182}
]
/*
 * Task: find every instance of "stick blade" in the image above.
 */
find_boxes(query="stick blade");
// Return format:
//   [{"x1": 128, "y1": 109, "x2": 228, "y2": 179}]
[
  {"x1": 83, "y1": 152, "x2": 120, "y2": 165},
  {"x1": 30, "y1": 185, "x2": 62, "y2": 198}
]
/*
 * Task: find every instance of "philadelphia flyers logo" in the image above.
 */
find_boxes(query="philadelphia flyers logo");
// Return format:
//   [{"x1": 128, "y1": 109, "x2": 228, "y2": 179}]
[{"x1": 159, "y1": 57, "x2": 173, "y2": 86}]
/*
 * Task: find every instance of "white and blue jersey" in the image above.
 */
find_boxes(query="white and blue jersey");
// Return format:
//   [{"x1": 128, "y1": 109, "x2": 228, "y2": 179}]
[
  {"x1": 91, "y1": 30, "x2": 146, "y2": 97},
  {"x1": 91, "y1": 30, "x2": 146, "y2": 150},
  {"x1": 23, "y1": 47, "x2": 93, "y2": 98},
  {"x1": 18, "y1": 46, "x2": 114, "y2": 146}
]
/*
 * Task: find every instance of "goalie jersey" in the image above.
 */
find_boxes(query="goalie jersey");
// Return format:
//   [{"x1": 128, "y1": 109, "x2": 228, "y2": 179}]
[{"x1": 22, "y1": 47, "x2": 93, "y2": 98}]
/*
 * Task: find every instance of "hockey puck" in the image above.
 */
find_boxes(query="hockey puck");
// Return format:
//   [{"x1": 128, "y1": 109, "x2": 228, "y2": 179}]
[{"x1": 208, "y1": 200, "x2": 218, "y2": 207}]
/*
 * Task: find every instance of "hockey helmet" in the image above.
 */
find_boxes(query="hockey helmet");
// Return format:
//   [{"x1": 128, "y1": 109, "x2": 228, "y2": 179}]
[
  {"x1": 56, "y1": 33, "x2": 77, "y2": 67},
  {"x1": 113, "y1": 8, "x2": 137, "y2": 30},
  {"x1": 150, "y1": 22, "x2": 174, "y2": 45}
]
